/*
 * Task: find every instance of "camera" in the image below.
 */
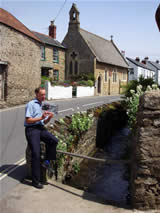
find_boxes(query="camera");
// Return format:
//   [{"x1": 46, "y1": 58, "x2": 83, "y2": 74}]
[{"x1": 42, "y1": 103, "x2": 58, "y2": 114}]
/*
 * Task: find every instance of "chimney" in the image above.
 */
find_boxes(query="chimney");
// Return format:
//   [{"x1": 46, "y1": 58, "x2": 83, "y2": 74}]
[
  {"x1": 121, "y1": 50, "x2": 125, "y2": 57},
  {"x1": 49, "y1": 21, "x2": 56, "y2": 39},
  {"x1": 141, "y1": 60, "x2": 146, "y2": 64},
  {"x1": 135, "y1": 57, "x2": 140, "y2": 62},
  {"x1": 144, "y1": 56, "x2": 149, "y2": 61},
  {"x1": 156, "y1": 60, "x2": 159, "y2": 64}
]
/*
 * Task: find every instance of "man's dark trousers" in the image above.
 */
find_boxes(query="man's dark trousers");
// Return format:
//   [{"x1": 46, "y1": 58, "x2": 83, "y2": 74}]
[{"x1": 25, "y1": 125, "x2": 58, "y2": 184}]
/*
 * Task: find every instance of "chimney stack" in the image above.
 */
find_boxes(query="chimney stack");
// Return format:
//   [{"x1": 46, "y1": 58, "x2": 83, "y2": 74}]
[
  {"x1": 144, "y1": 56, "x2": 149, "y2": 61},
  {"x1": 141, "y1": 60, "x2": 146, "y2": 64},
  {"x1": 49, "y1": 21, "x2": 56, "y2": 39},
  {"x1": 135, "y1": 57, "x2": 140, "y2": 62},
  {"x1": 121, "y1": 50, "x2": 125, "y2": 57}
]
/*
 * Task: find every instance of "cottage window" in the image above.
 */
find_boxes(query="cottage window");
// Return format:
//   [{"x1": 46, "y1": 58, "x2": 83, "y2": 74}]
[
  {"x1": 105, "y1": 70, "x2": 107, "y2": 81},
  {"x1": 53, "y1": 48, "x2": 59, "y2": 64},
  {"x1": 53, "y1": 70, "x2": 59, "y2": 81},
  {"x1": 75, "y1": 61, "x2": 78, "y2": 75},
  {"x1": 113, "y1": 71, "x2": 117, "y2": 82},
  {"x1": 70, "y1": 61, "x2": 73, "y2": 75},
  {"x1": 130, "y1": 68, "x2": 134, "y2": 75},
  {"x1": 41, "y1": 46, "x2": 45, "y2": 60}
]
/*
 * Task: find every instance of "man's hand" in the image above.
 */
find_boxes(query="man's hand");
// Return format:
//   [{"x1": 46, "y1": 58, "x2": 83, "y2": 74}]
[{"x1": 43, "y1": 111, "x2": 54, "y2": 124}]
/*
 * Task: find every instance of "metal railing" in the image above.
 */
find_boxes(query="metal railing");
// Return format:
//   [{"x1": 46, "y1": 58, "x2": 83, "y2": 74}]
[{"x1": 57, "y1": 150, "x2": 131, "y2": 165}]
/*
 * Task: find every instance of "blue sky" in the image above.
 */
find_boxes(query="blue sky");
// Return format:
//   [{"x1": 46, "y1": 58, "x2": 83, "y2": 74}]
[{"x1": 1, "y1": 0, "x2": 160, "y2": 61}]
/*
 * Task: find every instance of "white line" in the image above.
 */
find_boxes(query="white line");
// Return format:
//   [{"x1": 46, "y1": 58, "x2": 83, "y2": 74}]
[
  {"x1": 82, "y1": 101, "x2": 104, "y2": 107},
  {"x1": 0, "y1": 158, "x2": 26, "y2": 181},
  {"x1": 58, "y1": 108, "x2": 74, "y2": 113}
]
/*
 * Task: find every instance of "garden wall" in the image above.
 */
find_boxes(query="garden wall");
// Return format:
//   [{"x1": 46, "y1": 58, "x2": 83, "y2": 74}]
[
  {"x1": 45, "y1": 81, "x2": 72, "y2": 100},
  {"x1": 76, "y1": 86, "x2": 94, "y2": 97},
  {"x1": 45, "y1": 81, "x2": 94, "y2": 100},
  {"x1": 131, "y1": 91, "x2": 160, "y2": 210}
]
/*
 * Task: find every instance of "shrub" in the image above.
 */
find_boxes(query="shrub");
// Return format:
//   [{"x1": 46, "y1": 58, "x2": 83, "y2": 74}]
[
  {"x1": 87, "y1": 80, "x2": 94, "y2": 87},
  {"x1": 123, "y1": 75, "x2": 156, "y2": 97}
]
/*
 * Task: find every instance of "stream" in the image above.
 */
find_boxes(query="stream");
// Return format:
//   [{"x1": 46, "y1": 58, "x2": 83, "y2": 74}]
[{"x1": 66, "y1": 127, "x2": 130, "y2": 207}]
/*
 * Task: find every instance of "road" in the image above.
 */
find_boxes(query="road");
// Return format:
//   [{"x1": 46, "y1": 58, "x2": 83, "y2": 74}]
[{"x1": 0, "y1": 95, "x2": 122, "y2": 199}]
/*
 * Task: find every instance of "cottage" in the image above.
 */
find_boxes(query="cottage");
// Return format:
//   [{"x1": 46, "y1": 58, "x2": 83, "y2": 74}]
[
  {"x1": 127, "y1": 57, "x2": 156, "y2": 81},
  {"x1": 0, "y1": 8, "x2": 41, "y2": 107},
  {"x1": 33, "y1": 21, "x2": 66, "y2": 82},
  {"x1": 62, "y1": 3, "x2": 129, "y2": 96},
  {"x1": 149, "y1": 60, "x2": 160, "y2": 85}
]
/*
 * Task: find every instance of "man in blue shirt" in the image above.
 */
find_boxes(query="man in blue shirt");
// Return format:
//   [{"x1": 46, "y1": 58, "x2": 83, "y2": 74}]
[{"x1": 24, "y1": 87, "x2": 58, "y2": 189}]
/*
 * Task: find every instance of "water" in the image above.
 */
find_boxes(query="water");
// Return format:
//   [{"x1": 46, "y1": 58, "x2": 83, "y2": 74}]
[{"x1": 66, "y1": 127, "x2": 130, "y2": 206}]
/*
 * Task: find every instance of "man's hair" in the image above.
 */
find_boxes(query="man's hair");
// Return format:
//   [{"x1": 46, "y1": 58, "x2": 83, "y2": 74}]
[{"x1": 35, "y1": 87, "x2": 45, "y2": 94}]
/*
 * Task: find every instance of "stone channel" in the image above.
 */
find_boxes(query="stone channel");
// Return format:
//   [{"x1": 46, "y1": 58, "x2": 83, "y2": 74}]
[{"x1": 65, "y1": 127, "x2": 131, "y2": 208}]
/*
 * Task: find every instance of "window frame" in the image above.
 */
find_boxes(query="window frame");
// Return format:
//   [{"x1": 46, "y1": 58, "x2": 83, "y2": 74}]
[
  {"x1": 41, "y1": 46, "x2": 45, "y2": 61},
  {"x1": 53, "y1": 69, "x2": 59, "y2": 81},
  {"x1": 53, "y1": 48, "x2": 59, "y2": 64}
]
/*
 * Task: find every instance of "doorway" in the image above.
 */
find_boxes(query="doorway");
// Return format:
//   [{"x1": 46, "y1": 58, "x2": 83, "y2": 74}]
[{"x1": 97, "y1": 76, "x2": 101, "y2": 94}]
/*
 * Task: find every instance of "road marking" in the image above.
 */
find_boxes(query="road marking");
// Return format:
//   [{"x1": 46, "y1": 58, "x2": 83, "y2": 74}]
[
  {"x1": 58, "y1": 108, "x2": 74, "y2": 113},
  {"x1": 0, "y1": 158, "x2": 26, "y2": 181},
  {"x1": 82, "y1": 101, "x2": 104, "y2": 107}
]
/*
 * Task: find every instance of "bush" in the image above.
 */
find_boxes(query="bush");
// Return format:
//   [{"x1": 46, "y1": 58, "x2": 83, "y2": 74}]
[
  {"x1": 87, "y1": 80, "x2": 94, "y2": 87},
  {"x1": 41, "y1": 76, "x2": 50, "y2": 86},
  {"x1": 123, "y1": 75, "x2": 156, "y2": 97}
]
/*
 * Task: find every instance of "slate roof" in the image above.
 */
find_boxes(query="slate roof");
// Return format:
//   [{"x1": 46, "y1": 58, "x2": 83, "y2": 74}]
[
  {"x1": 149, "y1": 61, "x2": 160, "y2": 70},
  {"x1": 79, "y1": 28, "x2": 129, "y2": 69},
  {"x1": 33, "y1": 31, "x2": 66, "y2": 49},
  {"x1": 126, "y1": 57, "x2": 156, "y2": 72},
  {"x1": 0, "y1": 8, "x2": 40, "y2": 42}
]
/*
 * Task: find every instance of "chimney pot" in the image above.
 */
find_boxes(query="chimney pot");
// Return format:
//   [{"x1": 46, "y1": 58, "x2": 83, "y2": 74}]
[
  {"x1": 49, "y1": 21, "x2": 56, "y2": 39},
  {"x1": 142, "y1": 60, "x2": 146, "y2": 64},
  {"x1": 144, "y1": 56, "x2": 149, "y2": 61},
  {"x1": 135, "y1": 57, "x2": 140, "y2": 62}
]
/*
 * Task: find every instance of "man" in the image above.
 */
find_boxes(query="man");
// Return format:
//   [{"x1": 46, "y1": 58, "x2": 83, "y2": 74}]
[{"x1": 24, "y1": 87, "x2": 58, "y2": 189}]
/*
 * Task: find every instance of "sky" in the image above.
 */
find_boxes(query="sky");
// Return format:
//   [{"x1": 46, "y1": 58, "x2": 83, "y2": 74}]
[{"x1": 0, "y1": 0, "x2": 160, "y2": 61}]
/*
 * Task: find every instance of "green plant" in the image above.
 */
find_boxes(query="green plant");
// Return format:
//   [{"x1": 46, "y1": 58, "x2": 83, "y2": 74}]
[
  {"x1": 125, "y1": 84, "x2": 160, "y2": 129},
  {"x1": 41, "y1": 76, "x2": 51, "y2": 86},
  {"x1": 72, "y1": 161, "x2": 80, "y2": 174},
  {"x1": 123, "y1": 76, "x2": 156, "y2": 97},
  {"x1": 69, "y1": 112, "x2": 94, "y2": 136},
  {"x1": 87, "y1": 80, "x2": 94, "y2": 87}
]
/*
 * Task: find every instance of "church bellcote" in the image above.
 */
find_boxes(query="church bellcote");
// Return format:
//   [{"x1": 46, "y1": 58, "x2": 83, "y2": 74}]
[{"x1": 69, "y1": 3, "x2": 80, "y2": 31}]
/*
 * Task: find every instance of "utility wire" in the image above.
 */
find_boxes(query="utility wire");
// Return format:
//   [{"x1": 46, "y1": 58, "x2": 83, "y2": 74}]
[{"x1": 53, "y1": 0, "x2": 67, "y2": 22}]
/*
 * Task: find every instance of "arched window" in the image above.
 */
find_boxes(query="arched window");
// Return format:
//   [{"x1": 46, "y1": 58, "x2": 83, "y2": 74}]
[
  {"x1": 70, "y1": 61, "x2": 73, "y2": 75},
  {"x1": 105, "y1": 70, "x2": 107, "y2": 82},
  {"x1": 75, "y1": 61, "x2": 78, "y2": 75}
]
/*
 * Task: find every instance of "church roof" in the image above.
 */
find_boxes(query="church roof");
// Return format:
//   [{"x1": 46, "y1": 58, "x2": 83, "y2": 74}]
[
  {"x1": 79, "y1": 28, "x2": 129, "y2": 69},
  {"x1": 0, "y1": 8, "x2": 40, "y2": 42}
]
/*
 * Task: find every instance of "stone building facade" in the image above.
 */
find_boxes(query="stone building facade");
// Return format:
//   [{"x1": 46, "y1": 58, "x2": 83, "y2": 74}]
[
  {"x1": 33, "y1": 23, "x2": 66, "y2": 82},
  {"x1": 0, "y1": 8, "x2": 41, "y2": 107},
  {"x1": 62, "y1": 3, "x2": 129, "y2": 96}
]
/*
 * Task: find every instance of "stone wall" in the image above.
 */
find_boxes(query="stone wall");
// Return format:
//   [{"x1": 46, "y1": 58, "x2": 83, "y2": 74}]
[
  {"x1": 95, "y1": 62, "x2": 128, "y2": 96},
  {"x1": 131, "y1": 91, "x2": 160, "y2": 210},
  {"x1": 0, "y1": 23, "x2": 41, "y2": 107}
]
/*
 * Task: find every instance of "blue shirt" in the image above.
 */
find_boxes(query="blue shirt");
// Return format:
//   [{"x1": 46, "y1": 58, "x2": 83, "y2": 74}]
[{"x1": 24, "y1": 99, "x2": 44, "y2": 127}]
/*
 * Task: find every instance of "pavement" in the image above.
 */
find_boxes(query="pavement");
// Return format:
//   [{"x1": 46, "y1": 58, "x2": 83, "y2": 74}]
[{"x1": 0, "y1": 178, "x2": 159, "y2": 213}]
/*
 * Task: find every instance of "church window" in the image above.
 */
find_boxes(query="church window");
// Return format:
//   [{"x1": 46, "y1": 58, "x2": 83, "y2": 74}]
[
  {"x1": 70, "y1": 61, "x2": 73, "y2": 75},
  {"x1": 75, "y1": 61, "x2": 78, "y2": 75}
]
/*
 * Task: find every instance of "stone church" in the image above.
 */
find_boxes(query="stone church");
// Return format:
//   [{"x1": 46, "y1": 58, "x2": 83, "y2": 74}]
[{"x1": 62, "y1": 3, "x2": 129, "y2": 95}]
